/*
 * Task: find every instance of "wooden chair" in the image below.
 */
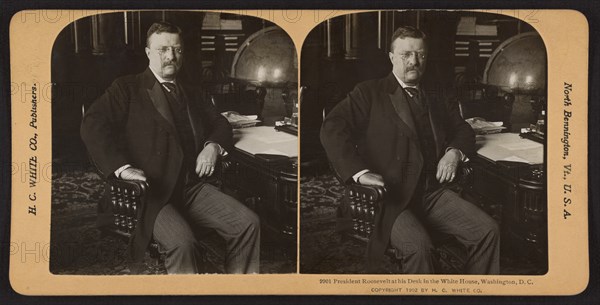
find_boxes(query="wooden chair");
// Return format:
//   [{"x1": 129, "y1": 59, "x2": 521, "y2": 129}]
[
  {"x1": 340, "y1": 164, "x2": 473, "y2": 274},
  {"x1": 97, "y1": 166, "x2": 230, "y2": 265},
  {"x1": 100, "y1": 178, "x2": 163, "y2": 258}
]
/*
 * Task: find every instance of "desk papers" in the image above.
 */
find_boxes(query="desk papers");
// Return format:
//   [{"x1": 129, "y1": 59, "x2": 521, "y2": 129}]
[
  {"x1": 465, "y1": 117, "x2": 506, "y2": 134},
  {"x1": 233, "y1": 126, "x2": 298, "y2": 157},
  {"x1": 476, "y1": 133, "x2": 543, "y2": 164},
  {"x1": 221, "y1": 111, "x2": 261, "y2": 128}
]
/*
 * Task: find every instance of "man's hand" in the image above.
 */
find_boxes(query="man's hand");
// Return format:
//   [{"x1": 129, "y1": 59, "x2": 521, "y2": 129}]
[
  {"x1": 357, "y1": 172, "x2": 385, "y2": 187},
  {"x1": 196, "y1": 143, "x2": 219, "y2": 178},
  {"x1": 120, "y1": 167, "x2": 147, "y2": 181},
  {"x1": 436, "y1": 148, "x2": 461, "y2": 183}
]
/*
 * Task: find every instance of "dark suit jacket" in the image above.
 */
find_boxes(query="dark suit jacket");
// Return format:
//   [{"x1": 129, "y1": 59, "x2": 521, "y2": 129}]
[
  {"x1": 320, "y1": 72, "x2": 475, "y2": 271},
  {"x1": 81, "y1": 67, "x2": 233, "y2": 261}
]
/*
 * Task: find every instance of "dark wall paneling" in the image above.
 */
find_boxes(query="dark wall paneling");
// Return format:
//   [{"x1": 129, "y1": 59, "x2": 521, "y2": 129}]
[{"x1": 51, "y1": 11, "x2": 274, "y2": 163}]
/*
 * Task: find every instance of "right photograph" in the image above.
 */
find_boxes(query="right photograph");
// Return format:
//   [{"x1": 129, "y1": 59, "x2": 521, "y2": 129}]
[{"x1": 299, "y1": 10, "x2": 547, "y2": 275}]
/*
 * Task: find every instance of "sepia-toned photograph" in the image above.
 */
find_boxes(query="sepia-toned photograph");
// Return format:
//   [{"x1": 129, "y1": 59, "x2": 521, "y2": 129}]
[
  {"x1": 299, "y1": 10, "x2": 547, "y2": 275},
  {"x1": 50, "y1": 11, "x2": 298, "y2": 275},
  {"x1": 7, "y1": 7, "x2": 590, "y2": 295}
]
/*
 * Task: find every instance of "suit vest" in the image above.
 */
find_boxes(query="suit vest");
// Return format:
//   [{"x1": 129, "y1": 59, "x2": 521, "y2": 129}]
[
  {"x1": 405, "y1": 90, "x2": 440, "y2": 193},
  {"x1": 162, "y1": 84, "x2": 199, "y2": 187}
]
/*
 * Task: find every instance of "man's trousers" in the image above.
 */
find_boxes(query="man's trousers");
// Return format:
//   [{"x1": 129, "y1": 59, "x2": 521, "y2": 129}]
[
  {"x1": 390, "y1": 187, "x2": 500, "y2": 274},
  {"x1": 153, "y1": 183, "x2": 260, "y2": 274}
]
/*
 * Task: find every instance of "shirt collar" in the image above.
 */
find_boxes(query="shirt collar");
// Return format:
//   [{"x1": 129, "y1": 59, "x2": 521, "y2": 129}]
[
  {"x1": 392, "y1": 72, "x2": 421, "y2": 98},
  {"x1": 149, "y1": 66, "x2": 176, "y2": 84},
  {"x1": 392, "y1": 72, "x2": 418, "y2": 90}
]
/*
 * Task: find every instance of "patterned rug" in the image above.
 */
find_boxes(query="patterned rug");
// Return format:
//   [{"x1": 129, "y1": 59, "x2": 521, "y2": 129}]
[
  {"x1": 299, "y1": 173, "x2": 397, "y2": 274},
  {"x1": 50, "y1": 166, "x2": 295, "y2": 275}
]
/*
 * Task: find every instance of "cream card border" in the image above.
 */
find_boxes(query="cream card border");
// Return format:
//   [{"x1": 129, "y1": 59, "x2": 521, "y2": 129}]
[{"x1": 9, "y1": 9, "x2": 589, "y2": 295}]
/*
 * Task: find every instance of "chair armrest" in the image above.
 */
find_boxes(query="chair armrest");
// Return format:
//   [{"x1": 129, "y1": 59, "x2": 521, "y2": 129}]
[
  {"x1": 345, "y1": 183, "x2": 386, "y2": 241},
  {"x1": 346, "y1": 183, "x2": 386, "y2": 202},
  {"x1": 451, "y1": 161, "x2": 474, "y2": 189},
  {"x1": 104, "y1": 178, "x2": 149, "y2": 239},
  {"x1": 460, "y1": 161, "x2": 473, "y2": 179}
]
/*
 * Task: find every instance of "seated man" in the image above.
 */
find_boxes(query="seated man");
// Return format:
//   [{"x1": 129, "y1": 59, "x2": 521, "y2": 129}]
[
  {"x1": 81, "y1": 21, "x2": 260, "y2": 274},
  {"x1": 320, "y1": 26, "x2": 499, "y2": 274}
]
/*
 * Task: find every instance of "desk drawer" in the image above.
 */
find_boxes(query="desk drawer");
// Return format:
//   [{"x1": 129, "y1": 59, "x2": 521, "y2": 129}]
[
  {"x1": 223, "y1": 153, "x2": 297, "y2": 242},
  {"x1": 469, "y1": 162, "x2": 516, "y2": 221}
]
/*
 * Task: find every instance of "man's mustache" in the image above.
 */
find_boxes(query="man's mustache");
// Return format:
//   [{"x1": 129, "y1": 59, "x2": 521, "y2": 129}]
[{"x1": 162, "y1": 61, "x2": 178, "y2": 67}]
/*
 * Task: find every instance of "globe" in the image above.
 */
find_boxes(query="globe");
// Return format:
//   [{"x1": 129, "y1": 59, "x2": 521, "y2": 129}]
[
  {"x1": 483, "y1": 32, "x2": 547, "y2": 132},
  {"x1": 231, "y1": 26, "x2": 298, "y2": 87},
  {"x1": 483, "y1": 32, "x2": 546, "y2": 95}
]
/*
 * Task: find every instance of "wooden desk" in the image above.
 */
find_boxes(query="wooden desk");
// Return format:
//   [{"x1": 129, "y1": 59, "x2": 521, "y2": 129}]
[
  {"x1": 222, "y1": 126, "x2": 298, "y2": 245},
  {"x1": 464, "y1": 133, "x2": 546, "y2": 270}
]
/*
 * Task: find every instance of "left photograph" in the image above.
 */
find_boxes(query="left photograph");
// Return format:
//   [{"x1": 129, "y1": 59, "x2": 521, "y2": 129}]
[{"x1": 50, "y1": 11, "x2": 298, "y2": 275}]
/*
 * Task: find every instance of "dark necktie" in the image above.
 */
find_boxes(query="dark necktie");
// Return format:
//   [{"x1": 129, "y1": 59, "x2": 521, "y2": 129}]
[
  {"x1": 404, "y1": 86, "x2": 419, "y2": 101},
  {"x1": 404, "y1": 87, "x2": 425, "y2": 109},
  {"x1": 162, "y1": 82, "x2": 178, "y2": 100}
]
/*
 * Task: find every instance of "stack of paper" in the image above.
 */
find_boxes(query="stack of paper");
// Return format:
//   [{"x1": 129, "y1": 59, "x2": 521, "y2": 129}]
[
  {"x1": 465, "y1": 117, "x2": 506, "y2": 135},
  {"x1": 221, "y1": 111, "x2": 261, "y2": 129}
]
